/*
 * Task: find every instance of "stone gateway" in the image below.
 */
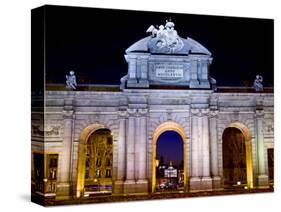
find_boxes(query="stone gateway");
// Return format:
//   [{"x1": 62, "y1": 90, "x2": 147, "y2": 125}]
[{"x1": 31, "y1": 20, "x2": 274, "y2": 202}]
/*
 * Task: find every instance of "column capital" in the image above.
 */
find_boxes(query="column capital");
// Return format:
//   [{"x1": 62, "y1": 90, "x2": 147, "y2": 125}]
[
  {"x1": 191, "y1": 108, "x2": 200, "y2": 116},
  {"x1": 191, "y1": 108, "x2": 210, "y2": 117},
  {"x1": 63, "y1": 110, "x2": 74, "y2": 119},
  {"x1": 209, "y1": 109, "x2": 219, "y2": 118},
  {"x1": 256, "y1": 109, "x2": 265, "y2": 118},
  {"x1": 127, "y1": 108, "x2": 137, "y2": 115},
  {"x1": 118, "y1": 109, "x2": 128, "y2": 118},
  {"x1": 201, "y1": 108, "x2": 210, "y2": 115},
  {"x1": 138, "y1": 108, "x2": 148, "y2": 115}
]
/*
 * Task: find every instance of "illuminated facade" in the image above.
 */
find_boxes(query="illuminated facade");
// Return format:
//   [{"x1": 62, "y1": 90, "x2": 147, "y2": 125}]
[{"x1": 31, "y1": 21, "x2": 274, "y2": 200}]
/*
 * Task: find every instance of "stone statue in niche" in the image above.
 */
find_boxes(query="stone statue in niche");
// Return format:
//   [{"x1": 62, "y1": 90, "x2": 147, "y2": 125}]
[
  {"x1": 253, "y1": 75, "x2": 263, "y2": 91},
  {"x1": 146, "y1": 19, "x2": 184, "y2": 54},
  {"x1": 66, "y1": 70, "x2": 77, "y2": 90}
]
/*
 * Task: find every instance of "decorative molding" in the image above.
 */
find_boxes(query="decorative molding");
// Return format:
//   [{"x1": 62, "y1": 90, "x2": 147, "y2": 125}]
[
  {"x1": 209, "y1": 109, "x2": 219, "y2": 118},
  {"x1": 138, "y1": 108, "x2": 148, "y2": 115},
  {"x1": 127, "y1": 108, "x2": 137, "y2": 115},
  {"x1": 63, "y1": 110, "x2": 74, "y2": 118},
  {"x1": 190, "y1": 108, "x2": 209, "y2": 116},
  {"x1": 32, "y1": 125, "x2": 61, "y2": 137},
  {"x1": 256, "y1": 109, "x2": 265, "y2": 118},
  {"x1": 118, "y1": 109, "x2": 128, "y2": 117}
]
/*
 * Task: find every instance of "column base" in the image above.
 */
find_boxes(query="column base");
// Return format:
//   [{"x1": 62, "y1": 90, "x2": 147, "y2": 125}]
[
  {"x1": 190, "y1": 80, "x2": 200, "y2": 88},
  {"x1": 56, "y1": 182, "x2": 71, "y2": 197},
  {"x1": 212, "y1": 176, "x2": 222, "y2": 189},
  {"x1": 123, "y1": 180, "x2": 136, "y2": 194},
  {"x1": 201, "y1": 177, "x2": 212, "y2": 190},
  {"x1": 113, "y1": 180, "x2": 124, "y2": 194},
  {"x1": 127, "y1": 79, "x2": 138, "y2": 88},
  {"x1": 190, "y1": 177, "x2": 201, "y2": 191},
  {"x1": 198, "y1": 80, "x2": 210, "y2": 88},
  {"x1": 138, "y1": 80, "x2": 149, "y2": 88},
  {"x1": 257, "y1": 175, "x2": 269, "y2": 188},
  {"x1": 135, "y1": 179, "x2": 149, "y2": 193}
]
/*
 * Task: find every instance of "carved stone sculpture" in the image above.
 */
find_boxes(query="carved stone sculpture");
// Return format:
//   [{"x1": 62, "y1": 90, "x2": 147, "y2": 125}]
[
  {"x1": 66, "y1": 70, "x2": 77, "y2": 90},
  {"x1": 253, "y1": 75, "x2": 263, "y2": 91},
  {"x1": 146, "y1": 20, "x2": 184, "y2": 54}
]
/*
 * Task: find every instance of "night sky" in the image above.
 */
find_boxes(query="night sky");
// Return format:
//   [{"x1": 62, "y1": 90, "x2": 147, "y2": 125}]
[
  {"x1": 44, "y1": 5, "x2": 274, "y2": 86},
  {"x1": 156, "y1": 131, "x2": 183, "y2": 167}
]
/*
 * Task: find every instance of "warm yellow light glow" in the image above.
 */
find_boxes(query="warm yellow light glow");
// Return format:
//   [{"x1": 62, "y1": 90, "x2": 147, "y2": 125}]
[
  {"x1": 156, "y1": 160, "x2": 159, "y2": 167},
  {"x1": 76, "y1": 123, "x2": 106, "y2": 198},
  {"x1": 227, "y1": 122, "x2": 253, "y2": 189}
]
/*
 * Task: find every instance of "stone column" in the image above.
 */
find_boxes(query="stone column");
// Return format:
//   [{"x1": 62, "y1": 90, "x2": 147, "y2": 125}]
[
  {"x1": 139, "y1": 57, "x2": 149, "y2": 87},
  {"x1": 201, "y1": 109, "x2": 212, "y2": 189},
  {"x1": 190, "y1": 108, "x2": 201, "y2": 190},
  {"x1": 57, "y1": 109, "x2": 73, "y2": 196},
  {"x1": 127, "y1": 56, "x2": 137, "y2": 86},
  {"x1": 124, "y1": 108, "x2": 136, "y2": 193},
  {"x1": 136, "y1": 108, "x2": 149, "y2": 192},
  {"x1": 134, "y1": 114, "x2": 140, "y2": 179},
  {"x1": 200, "y1": 60, "x2": 211, "y2": 88},
  {"x1": 209, "y1": 110, "x2": 221, "y2": 189},
  {"x1": 256, "y1": 109, "x2": 269, "y2": 187},
  {"x1": 114, "y1": 110, "x2": 127, "y2": 193},
  {"x1": 190, "y1": 60, "x2": 199, "y2": 88}
]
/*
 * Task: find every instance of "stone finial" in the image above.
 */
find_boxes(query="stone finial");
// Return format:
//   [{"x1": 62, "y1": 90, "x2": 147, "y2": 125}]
[
  {"x1": 253, "y1": 75, "x2": 263, "y2": 92},
  {"x1": 66, "y1": 70, "x2": 77, "y2": 90}
]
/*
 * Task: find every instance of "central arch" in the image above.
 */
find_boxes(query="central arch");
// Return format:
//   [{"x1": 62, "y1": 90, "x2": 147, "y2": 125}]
[{"x1": 152, "y1": 121, "x2": 187, "y2": 192}]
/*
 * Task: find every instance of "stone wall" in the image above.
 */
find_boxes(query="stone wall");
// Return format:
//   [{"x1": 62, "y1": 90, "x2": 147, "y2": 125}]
[{"x1": 31, "y1": 89, "x2": 274, "y2": 198}]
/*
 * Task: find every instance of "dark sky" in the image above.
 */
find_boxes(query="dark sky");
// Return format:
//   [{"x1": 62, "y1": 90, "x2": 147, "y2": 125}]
[
  {"x1": 156, "y1": 131, "x2": 183, "y2": 167},
  {"x1": 44, "y1": 5, "x2": 273, "y2": 86}
]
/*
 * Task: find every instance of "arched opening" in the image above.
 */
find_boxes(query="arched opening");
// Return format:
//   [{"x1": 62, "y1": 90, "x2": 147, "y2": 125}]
[
  {"x1": 76, "y1": 124, "x2": 113, "y2": 198},
  {"x1": 222, "y1": 123, "x2": 253, "y2": 189},
  {"x1": 152, "y1": 121, "x2": 187, "y2": 193},
  {"x1": 155, "y1": 131, "x2": 184, "y2": 192}
]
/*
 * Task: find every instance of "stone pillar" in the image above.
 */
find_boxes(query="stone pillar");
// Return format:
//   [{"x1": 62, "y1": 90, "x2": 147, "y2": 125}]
[
  {"x1": 190, "y1": 60, "x2": 199, "y2": 88},
  {"x1": 114, "y1": 110, "x2": 127, "y2": 193},
  {"x1": 134, "y1": 115, "x2": 140, "y2": 179},
  {"x1": 135, "y1": 108, "x2": 149, "y2": 193},
  {"x1": 256, "y1": 109, "x2": 269, "y2": 187},
  {"x1": 190, "y1": 108, "x2": 201, "y2": 190},
  {"x1": 201, "y1": 109, "x2": 212, "y2": 190},
  {"x1": 127, "y1": 56, "x2": 137, "y2": 86},
  {"x1": 139, "y1": 57, "x2": 149, "y2": 87},
  {"x1": 209, "y1": 110, "x2": 221, "y2": 189},
  {"x1": 200, "y1": 60, "x2": 211, "y2": 88},
  {"x1": 57, "y1": 109, "x2": 73, "y2": 196},
  {"x1": 123, "y1": 108, "x2": 136, "y2": 193}
]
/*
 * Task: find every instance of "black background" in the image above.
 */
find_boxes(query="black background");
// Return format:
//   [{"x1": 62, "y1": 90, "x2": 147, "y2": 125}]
[{"x1": 44, "y1": 5, "x2": 273, "y2": 86}]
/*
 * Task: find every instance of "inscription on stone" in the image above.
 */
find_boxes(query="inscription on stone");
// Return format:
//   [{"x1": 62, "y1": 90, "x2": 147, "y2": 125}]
[{"x1": 155, "y1": 64, "x2": 184, "y2": 79}]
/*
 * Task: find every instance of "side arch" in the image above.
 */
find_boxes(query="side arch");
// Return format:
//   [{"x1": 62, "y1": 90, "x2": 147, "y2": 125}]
[
  {"x1": 223, "y1": 122, "x2": 253, "y2": 188},
  {"x1": 76, "y1": 123, "x2": 111, "y2": 198}
]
